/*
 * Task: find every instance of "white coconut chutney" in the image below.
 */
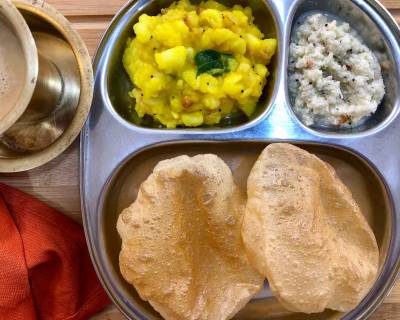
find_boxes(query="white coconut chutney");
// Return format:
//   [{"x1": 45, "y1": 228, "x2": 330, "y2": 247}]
[{"x1": 289, "y1": 14, "x2": 385, "y2": 127}]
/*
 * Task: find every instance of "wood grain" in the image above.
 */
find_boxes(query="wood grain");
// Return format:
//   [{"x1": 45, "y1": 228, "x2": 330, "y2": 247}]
[
  {"x1": 43, "y1": 0, "x2": 400, "y2": 14},
  {"x1": 381, "y1": 0, "x2": 400, "y2": 9},
  {"x1": 0, "y1": 0, "x2": 399, "y2": 319},
  {"x1": 45, "y1": 0, "x2": 127, "y2": 16},
  {"x1": 69, "y1": 16, "x2": 113, "y2": 57}
]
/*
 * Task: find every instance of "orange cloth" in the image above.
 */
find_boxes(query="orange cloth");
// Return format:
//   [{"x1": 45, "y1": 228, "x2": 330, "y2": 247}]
[{"x1": 0, "y1": 183, "x2": 111, "y2": 320}]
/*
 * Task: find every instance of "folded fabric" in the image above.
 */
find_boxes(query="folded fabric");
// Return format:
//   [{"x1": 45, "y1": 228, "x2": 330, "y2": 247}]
[{"x1": 0, "y1": 183, "x2": 110, "y2": 320}]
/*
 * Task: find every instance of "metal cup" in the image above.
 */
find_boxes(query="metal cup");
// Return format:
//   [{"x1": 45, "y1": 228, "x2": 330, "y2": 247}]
[{"x1": 0, "y1": 0, "x2": 93, "y2": 172}]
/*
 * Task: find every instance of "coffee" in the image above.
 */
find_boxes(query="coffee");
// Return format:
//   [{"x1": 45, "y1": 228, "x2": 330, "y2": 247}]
[{"x1": 0, "y1": 16, "x2": 27, "y2": 120}]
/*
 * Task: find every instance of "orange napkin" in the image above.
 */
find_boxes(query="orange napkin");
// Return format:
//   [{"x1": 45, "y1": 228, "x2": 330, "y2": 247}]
[{"x1": 0, "y1": 183, "x2": 111, "y2": 320}]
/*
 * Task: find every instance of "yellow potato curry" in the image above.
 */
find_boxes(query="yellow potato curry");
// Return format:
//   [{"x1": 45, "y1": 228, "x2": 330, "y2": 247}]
[{"x1": 123, "y1": 0, "x2": 277, "y2": 128}]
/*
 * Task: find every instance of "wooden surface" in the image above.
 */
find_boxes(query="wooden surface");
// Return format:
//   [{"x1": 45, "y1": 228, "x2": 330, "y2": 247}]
[{"x1": 1, "y1": 0, "x2": 400, "y2": 319}]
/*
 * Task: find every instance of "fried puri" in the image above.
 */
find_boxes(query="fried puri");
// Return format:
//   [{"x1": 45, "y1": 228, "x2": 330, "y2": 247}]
[
  {"x1": 117, "y1": 154, "x2": 263, "y2": 320},
  {"x1": 242, "y1": 143, "x2": 379, "y2": 314}
]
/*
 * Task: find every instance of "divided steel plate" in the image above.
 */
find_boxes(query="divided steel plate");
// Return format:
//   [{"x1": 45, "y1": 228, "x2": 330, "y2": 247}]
[{"x1": 81, "y1": 0, "x2": 400, "y2": 319}]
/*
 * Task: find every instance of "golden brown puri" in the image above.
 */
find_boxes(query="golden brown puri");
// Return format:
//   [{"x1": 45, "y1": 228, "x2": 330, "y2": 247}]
[
  {"x1": 242, "y1": 143, "x2": 379, "y2": 314},
  {"x1": 117, "y1": 154, "x2": 264, "y2": 320}
]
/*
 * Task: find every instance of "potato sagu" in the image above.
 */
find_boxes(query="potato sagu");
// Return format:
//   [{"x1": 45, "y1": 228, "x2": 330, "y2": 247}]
[{"x1": 123, "y1": 0, "x2": 277, "y2": 128}]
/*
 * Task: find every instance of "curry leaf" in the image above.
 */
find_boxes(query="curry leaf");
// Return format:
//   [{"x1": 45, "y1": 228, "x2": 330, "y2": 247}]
[{"x1": 195, "y1": 50, "x2": 236, "y2": 76}]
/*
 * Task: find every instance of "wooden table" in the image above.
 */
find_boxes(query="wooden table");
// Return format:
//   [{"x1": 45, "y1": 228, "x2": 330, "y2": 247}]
[{"x1": 1, "y1": 0, "x2": 399, "y2": 319}]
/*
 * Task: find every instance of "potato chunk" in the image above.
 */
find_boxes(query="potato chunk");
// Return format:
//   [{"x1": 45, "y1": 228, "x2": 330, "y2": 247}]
[
  {"x1": 246, "y1": 34, "x2": 277, "y2": 64},
  {"x1": 155, "y1": 46, "x2": 187, "y2": 74}
]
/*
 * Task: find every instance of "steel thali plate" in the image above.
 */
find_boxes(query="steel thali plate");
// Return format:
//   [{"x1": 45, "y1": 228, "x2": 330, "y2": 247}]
[{"x1": 81, "y1": 0, "x2": 400, "y2": 319}]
